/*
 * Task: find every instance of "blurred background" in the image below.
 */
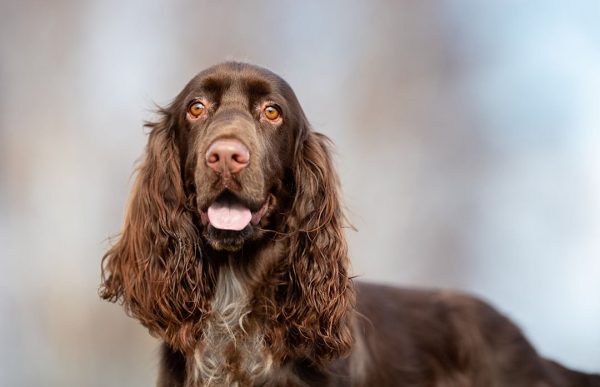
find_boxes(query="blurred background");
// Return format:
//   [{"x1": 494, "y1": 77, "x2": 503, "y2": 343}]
[{"x1": 1, "y1": 0, "x2": 599, "y2": 385}]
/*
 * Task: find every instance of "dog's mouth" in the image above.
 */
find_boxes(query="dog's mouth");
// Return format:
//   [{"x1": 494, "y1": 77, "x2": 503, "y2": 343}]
[{"x1": 199, "y1": 191, "x2": 268, "y2": 231}]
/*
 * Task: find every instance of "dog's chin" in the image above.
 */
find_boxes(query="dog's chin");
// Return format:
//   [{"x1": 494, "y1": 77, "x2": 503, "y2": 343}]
[{"x1": 202, "y1": 225, "x2": 255, "y2": 252}]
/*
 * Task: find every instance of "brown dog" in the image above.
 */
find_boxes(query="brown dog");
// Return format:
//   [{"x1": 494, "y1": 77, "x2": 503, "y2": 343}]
[{"x1": 101, "y1": 62, "x2": 599, "y2": 386}]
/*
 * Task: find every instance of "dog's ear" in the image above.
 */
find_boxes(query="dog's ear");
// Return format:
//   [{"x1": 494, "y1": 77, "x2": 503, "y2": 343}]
[
  {"x1": 278, "y1": 127, "x2": 355, "y2": 364},
  {"x1": 100, "y1": 109, "x2": 213, "y2": 352}
]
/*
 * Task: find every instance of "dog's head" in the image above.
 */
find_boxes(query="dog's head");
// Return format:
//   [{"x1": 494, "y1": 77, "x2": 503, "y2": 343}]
[{"x1": 100, "y1": 63, "x2": 353, "y2": 360}]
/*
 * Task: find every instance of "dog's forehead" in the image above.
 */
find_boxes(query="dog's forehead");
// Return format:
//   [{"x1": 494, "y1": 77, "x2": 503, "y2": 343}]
[
  {"x1": 179, "y1": 63, "x2": 298, "y2": 107},
  {"x1": 190, "y1": 63, "x2": 285, "y2": 95}
]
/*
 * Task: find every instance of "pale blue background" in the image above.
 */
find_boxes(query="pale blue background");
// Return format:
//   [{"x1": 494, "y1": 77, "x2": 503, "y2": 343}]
[{"x1": 1, "y1": 1, "x2": 599, "y2": 385}]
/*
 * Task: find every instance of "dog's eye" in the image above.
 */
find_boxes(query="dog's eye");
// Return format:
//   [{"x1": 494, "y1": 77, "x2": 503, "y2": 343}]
[
  {"x1": 188, "y1": 101, "x2": 206, "y2": 118},
  {"x1": 263, "y1": 105, "x2": 281, "y2": 121}
]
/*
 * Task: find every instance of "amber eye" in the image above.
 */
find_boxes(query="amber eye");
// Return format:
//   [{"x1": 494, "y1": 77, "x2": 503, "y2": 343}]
[
  {"x1": 188, "y1": 101, "x2": 206, "y2": 118},
  {"x1": 264, "y1": 105, "x2": 280, "y2": 121}
]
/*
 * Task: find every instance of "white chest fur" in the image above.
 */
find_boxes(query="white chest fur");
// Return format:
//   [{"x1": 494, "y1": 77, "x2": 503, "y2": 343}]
[{"x1": 189, "y1": 266, "x2": 273, "y2": 386}]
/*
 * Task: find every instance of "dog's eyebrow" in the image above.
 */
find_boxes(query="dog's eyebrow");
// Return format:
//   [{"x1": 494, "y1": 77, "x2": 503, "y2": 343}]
[
  {"x1": 200, "y1": 76, "x2": 229, "y2": 94},
  {"x1": 245, "y1": 78, "x2": 272, "y2": 98}
]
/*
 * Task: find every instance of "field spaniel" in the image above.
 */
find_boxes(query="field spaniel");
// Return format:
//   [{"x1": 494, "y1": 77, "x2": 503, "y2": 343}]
[{"x1": 100, "y1": 62, "x2": 599, "y2": 386}]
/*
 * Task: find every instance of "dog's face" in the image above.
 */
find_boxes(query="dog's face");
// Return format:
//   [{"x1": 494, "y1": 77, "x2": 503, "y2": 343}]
[{"x1": 170, "y1": 63, "x2": 303, "y2": 251}]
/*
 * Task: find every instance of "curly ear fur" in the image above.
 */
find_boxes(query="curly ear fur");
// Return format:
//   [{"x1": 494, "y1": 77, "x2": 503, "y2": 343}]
[
  {"x1": 273, "y1": 129, "x2": 355, "y2": 364},
  {"x1": 100, "y1": 110, "x2": 213, "y2": 353}
]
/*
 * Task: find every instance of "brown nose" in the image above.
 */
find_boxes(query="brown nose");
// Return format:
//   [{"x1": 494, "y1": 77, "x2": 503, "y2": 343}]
[{"x1": 205, "y1": 139, "x2": 250, "y2": 175}]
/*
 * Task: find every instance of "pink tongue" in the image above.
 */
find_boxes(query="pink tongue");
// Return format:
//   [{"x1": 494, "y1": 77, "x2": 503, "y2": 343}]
[{"x1": 207, "y1": 201, "x2": 252, "y2": 231}]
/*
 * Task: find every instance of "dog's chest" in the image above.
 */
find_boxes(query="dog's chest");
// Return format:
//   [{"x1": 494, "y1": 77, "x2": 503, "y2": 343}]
[{"x1": 188, "y1": 269, "x2": 273, "y2": 386}]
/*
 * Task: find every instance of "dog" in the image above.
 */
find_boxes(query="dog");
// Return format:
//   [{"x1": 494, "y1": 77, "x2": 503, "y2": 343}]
[{"x1": 101, "y1": 62, "x2": 600, "y2": 386}]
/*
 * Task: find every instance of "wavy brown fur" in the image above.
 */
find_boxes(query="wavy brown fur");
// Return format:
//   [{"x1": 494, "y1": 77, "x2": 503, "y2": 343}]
[
  {"x1": 100, "y1": 110, "x2": 216, "y2": 353},
  {"x1": 262, "y1": 131, "x2": 354, "y2": 364}
]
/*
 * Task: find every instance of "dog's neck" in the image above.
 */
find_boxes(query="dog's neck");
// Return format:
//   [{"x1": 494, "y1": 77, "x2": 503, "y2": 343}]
[
  {"x1": 186, "y1": 242, "x2": 287, "y2": 386},
  {"x1": 187, "y1": 262, "x2": 273, "y2": 386}
]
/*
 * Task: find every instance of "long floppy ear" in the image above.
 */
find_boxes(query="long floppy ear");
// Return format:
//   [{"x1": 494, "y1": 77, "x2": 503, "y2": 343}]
[
  {"x1": 100, "y1": 109, "x2": 213, "y2": 353},
  {"x1": 280, "y1": 128, "x2": 355, "y2": 363}
]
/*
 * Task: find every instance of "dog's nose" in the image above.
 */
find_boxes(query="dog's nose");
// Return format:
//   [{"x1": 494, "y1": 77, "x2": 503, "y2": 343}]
[{"x1": 205, "y1": 139, "x2": 250, "y2": 175}]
